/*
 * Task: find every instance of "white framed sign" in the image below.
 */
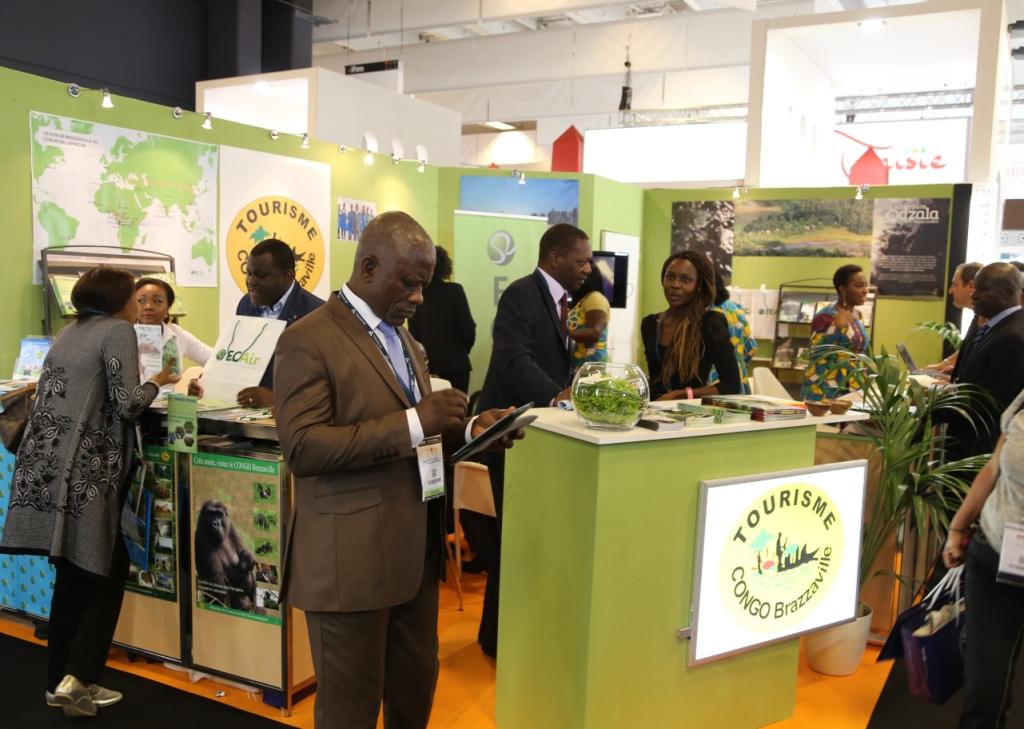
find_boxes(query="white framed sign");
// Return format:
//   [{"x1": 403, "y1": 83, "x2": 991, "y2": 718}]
[{"x1": 689, "y1": 461, "x2": 867, "y2": 666}]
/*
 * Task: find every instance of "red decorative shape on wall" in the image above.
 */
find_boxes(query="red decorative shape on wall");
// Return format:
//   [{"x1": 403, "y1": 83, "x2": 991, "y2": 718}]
[
  {"x1": 487, "y1": 162, "x2": 499, "y2": 169},
  {"x1": 551, "y1": 125, "x2": 584, "y2": 173},
  {"x1": 848, "y1": 147, "x2": 889, "y2": 186}
]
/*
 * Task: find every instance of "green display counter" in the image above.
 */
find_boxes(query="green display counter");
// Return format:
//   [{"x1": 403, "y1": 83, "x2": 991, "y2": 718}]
[{"x1": 496, "y1": 407, "x2": 868, "y2": 729}]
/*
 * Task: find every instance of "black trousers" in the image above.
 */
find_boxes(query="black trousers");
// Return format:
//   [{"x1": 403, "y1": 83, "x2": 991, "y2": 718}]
[
  {"x1": 305, "y1": 546, "x2": 441, "y2": 729},
  {"x1": 47, "y1": 539, "x2": 130, "y2": 692},
  {"x1": 960, "y1": 532, "x2": 1024, "y2": 729},
  {"x1": 477, "y1": 450, "x2": 505, "y2": 657}
]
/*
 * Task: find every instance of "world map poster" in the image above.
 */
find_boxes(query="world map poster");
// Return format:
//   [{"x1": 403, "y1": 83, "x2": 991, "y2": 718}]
[{"x1": 29, "y1": 111, "x2": 219, "y2": 286}]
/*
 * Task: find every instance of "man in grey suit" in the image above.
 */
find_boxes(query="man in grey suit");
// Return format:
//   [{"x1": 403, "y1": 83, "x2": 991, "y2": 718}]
[{"x1": 273, "y1": 211, "x2": 518, "y2": 729}]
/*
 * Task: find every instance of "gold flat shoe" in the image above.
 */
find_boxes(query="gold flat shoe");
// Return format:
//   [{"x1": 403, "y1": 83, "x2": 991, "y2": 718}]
[
  {"x1": 52, "y1": 674, "x2": 97, "y2": 717},
  {"x1": 88, "y1": 683, "x2": 123, "y2": 707}
]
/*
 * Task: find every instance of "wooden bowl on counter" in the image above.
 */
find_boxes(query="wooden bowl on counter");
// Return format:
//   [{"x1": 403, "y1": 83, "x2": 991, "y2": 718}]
[
  {"x1": 805, "y1": 400, "x2": 831, "y2": 416},
  {"x1": 828, "y1": 399, "x2": 853, "y2": 414}
]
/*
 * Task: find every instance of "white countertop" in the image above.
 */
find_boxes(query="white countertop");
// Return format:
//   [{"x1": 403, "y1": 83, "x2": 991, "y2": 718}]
[{"x1": 527, "y1": 402, "x2": 869, "y2": 445}]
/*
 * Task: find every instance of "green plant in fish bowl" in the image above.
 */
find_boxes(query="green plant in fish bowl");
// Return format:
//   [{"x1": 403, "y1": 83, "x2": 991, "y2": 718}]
[{"x1": 571, "y1": 362, "x2": 650, "y2": 430}]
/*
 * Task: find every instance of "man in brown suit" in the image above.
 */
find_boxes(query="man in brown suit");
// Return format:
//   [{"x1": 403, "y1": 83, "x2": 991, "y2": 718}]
[{"x1": 273, "y1": 211, "x2": 517, "y2": 729}]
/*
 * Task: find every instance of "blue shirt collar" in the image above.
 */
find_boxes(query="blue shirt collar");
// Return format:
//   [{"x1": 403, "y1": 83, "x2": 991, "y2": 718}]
[
  {"x1": 983, "y1": 305, "x2": 1021, "y2": 331},
  {"x1": 260, "y1": 281, "x2": 296, "y2": 319}
]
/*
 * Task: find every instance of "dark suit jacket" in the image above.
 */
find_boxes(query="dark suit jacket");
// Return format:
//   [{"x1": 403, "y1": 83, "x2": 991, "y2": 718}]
[
  {"x1": 947, "y1": 308, "x2": 1024, "y2": 458},
  {"x1": 236, "y1": 284, "x2": 325, "y2": 389},
  {"x1": 478, "y1": 269, "x2": 572, "y2": 413},
  {"x1": 408, "y1": 280, "x2": 476, "y2": 379},
  {"x1": 274, "y1": 295, "x2": 441, "y2": 612}
]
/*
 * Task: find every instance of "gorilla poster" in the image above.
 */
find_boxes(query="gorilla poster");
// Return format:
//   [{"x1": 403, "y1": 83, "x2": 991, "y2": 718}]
[
  {"x1": 870, "y1": 198, "x2": 950, "y2": 297},
  {"x1": 190, "y1": 452, "x2": 282, "y2": 625}
]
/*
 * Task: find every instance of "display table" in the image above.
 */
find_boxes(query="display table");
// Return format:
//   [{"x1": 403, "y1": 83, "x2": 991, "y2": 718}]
[{"x1": 496, "y1": 406, "x2": 868, "y2": 729}]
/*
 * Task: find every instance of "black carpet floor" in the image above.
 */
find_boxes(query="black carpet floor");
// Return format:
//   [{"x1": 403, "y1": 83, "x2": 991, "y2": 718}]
[
  {"x1": 868, "y1": 656, "x2": 1024, "y2": 729},
  {"x1": 0, "y1": 634, "x2": 284, "y2": 728}
]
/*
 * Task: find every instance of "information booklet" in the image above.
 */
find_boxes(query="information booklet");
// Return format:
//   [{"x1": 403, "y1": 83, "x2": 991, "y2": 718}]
[
  {"x1": 450, "y1": 403, "x2": 535, "y2": 463},
  {"x1": 48, "y1": 274, "x2": 79, "y2": 317},
  {"x1": 13, "y1": 336, "x2": 51, "y2": 380},
  {"x1": 701, "y1": 395, "x2": 807, "y2": 422},
  {"x1": 675, "y1": 402, "x2": 750, "y2": 424},
  {"x1": 638, "y1": 408, "x2": 714, "y2": 431},
  {"x1": 134, "y1": 324, "x2": 163, "y2": 382}
]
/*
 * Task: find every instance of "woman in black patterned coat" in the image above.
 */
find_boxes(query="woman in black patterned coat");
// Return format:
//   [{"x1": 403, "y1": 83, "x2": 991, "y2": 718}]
[{"x1": 0, "y1": 267, "x2": 178, "y2": 717}]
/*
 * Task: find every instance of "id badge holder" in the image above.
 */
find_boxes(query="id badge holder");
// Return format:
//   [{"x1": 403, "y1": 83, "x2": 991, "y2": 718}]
[
  {"x1": 997, "y1": 522, "x2": 1024, "y2": 586},
  {"x1": 417, "y1": 435, "x2": 445, "y2": 502}
]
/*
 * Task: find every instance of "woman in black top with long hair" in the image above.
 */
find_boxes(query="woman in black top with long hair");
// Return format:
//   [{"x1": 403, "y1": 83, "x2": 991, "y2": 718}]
[
  {"x1": 408, "y1": 246, "x2": 476, "y2": 393},
  {"x1": 641, "y1": 251, "x2": 741, "y2": 400}
]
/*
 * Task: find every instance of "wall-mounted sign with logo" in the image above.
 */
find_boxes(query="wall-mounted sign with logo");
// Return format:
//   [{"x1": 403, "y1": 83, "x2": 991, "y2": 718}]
[
  {"x1": 487, "y1": 230, "x2": 516, "y2": 265},
  {"x1": 689, "y1": 461, "x2": 866, "y2": 666},
  {"x1": 198, "y1": 315, "x2": 287, "y2": 406},
  {"x1": 832, "y1": 119, "x2": 968, "y2": 186}
]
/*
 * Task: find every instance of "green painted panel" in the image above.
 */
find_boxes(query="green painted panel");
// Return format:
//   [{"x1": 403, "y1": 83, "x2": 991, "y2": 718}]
[
  {"x1": 0, "y1": 65, "x2": 439, "y2": 364},
  {"x1": 453, "y1": 212, "x2": 550, "y2": 394},
  {"x1": 498, "y1": 425, "x2": 819, "y2": 729}
]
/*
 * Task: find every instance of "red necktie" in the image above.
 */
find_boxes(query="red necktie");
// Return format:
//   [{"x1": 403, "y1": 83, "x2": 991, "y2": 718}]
[{"x1": 559, "y1": 293, "x2": 569, "y2": 337}]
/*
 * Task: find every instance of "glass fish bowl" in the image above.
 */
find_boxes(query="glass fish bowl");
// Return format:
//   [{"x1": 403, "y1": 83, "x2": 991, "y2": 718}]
[{"x1": 571, "y1": 362, "x2": 650, "y2": 431}]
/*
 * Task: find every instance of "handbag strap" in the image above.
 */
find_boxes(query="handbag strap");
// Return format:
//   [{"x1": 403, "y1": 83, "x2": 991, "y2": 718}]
[{"x1": 925, "y1": 564, "x2": 964, "y2": 611}]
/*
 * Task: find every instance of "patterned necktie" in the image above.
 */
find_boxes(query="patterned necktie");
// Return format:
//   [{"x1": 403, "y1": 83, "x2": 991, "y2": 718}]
[
  {"x1": 559, "y1": 293, "x2": 569, "y2": 337},
  {"x1": 974, "y1": 323, "x2": 991, "y2": 345},
  {"x1": 377, "y1": 322, "x2": 415, "y2": 402}
]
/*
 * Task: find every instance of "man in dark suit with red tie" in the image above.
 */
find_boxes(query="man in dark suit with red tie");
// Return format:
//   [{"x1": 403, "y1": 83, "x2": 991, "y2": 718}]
[
  {"x1": 475, "y1": 223, "x2": 593, "y2": 657},
  {"x1": 947, "y1": 262, "x2": 1024, "y2": 460}
]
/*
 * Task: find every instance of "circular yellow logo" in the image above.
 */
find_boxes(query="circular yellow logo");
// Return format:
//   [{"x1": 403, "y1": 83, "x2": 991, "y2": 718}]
[
  {"x1": 225, "y1": 196, "x2": 325, "y2": 294},
  {"x1": 719, "y1": 482, "x2": 844, "y2": 632}
]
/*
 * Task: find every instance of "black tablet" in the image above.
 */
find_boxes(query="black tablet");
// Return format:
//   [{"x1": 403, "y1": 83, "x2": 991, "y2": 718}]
[{"x1": 450, "y1": 402, "x2": 535, "y2": 463}]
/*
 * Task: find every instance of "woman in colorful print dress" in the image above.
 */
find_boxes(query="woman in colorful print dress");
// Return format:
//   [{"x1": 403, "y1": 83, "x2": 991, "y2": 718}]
[{"x1": 800, "y1": 264, "x2": 870, "y2": 401}]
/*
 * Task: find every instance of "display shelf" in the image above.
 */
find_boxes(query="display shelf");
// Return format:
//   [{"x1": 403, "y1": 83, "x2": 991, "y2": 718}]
[
  {"x1": 39, "y1": 246, "x2": 176, "y2": 336},
  {"x1": 770, "y1": 279, "x2": 876, "y2": 393}
]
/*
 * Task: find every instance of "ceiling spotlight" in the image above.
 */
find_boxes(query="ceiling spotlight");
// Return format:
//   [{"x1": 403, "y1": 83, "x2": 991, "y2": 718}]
[
  {"x1": 858, "y1": 19, "x2": 885, "y2": 33},
  {"x1": 101, "y1": 89, "x2": 114, "y2": 108},
  {"x1": 269, "y1": 130, "x2": 279, "y2": 140},
  {"x1": 172, "y1": 107, "x2": 184, "y2": 119},
  {"x1": 67, "y1": 83, "x2": 81, "y2": 98},
  {"x1": 484, "y1": 121, "x2": 516, "y2": 131},
  {"x1": 732, "y1": 186, "x2": 741, "y2": 199},
  {"x1": 417, "y1": 160, "x2": 426, "y2": 173},
  {"x1": 201, "y1": 112, "x2": 213, "y2": 130},
  {"x1": 338, "y1": 144, "x2": 347, "y2": 154},
  {"x1": 391, "y1": 153, "x2": 401, "y2": 165},
  {"x1": 300, "y1": 133, "x2": 310, "y2": 149},
  {"x1": 364, "y1": 151, "x2": 374, "y2": 166}
]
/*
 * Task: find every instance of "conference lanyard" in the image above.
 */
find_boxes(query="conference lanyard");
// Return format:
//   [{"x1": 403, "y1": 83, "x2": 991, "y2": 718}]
[{"x1": 337, "y1": 290, "x2": 418, "y2": 404}]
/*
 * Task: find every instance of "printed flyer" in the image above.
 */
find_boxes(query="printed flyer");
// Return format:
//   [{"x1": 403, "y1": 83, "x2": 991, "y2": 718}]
[
  {"x1": 124, "y1": 446, "x2": 178, "y2": 601},
  {"x1": 167, "y1": 394, "x2": 198, "y2": 453}
]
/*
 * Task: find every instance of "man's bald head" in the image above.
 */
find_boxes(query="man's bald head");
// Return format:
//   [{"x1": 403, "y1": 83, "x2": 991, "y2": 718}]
[
  {"x1": 972, "y1": 262, "x2": 1024, "y2": 318},
  {"x1": 348, "y1": 211, "x2": 437, "y2": 325},
  {"x1": 353, "y1": 211, "x2": 434, "y2": 269}
]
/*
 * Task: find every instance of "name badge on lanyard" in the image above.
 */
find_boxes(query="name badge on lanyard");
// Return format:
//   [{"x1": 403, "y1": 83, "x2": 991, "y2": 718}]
[
  {"x1": 417, "y1": 435, "x2": 445, "y2": 501},
  {"x1": 997, "y1": 522, "x2": 1024, "y2": 586}
]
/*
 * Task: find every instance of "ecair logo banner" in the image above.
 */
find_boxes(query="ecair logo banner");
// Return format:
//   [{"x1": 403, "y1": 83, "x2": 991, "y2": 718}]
[
  {"x1": 199, "y1": 315, "x2": 287, "y2": 406},
  {"x1": 690, "y1": 463, "x2": 866, "y2": 665}
]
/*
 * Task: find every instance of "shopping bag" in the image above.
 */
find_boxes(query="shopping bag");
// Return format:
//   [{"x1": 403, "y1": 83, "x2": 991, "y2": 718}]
[{"x1": 889, "y1": 565, "x2": 966, "y2": 704}]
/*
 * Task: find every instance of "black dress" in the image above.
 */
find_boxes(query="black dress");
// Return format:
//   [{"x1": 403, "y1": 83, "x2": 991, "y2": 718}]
[{"x1": 640, "y1": 309, "x2": 742, "y2": 399}]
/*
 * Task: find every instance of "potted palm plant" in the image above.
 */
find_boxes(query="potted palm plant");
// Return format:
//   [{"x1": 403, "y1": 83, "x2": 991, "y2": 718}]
[{"x1": 801, "y1": 346, "x2": 990, "y2": 676}]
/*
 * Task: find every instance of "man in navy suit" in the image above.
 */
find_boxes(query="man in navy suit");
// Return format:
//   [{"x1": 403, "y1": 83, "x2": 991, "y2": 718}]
[
  {"x1": 191, "y1": 238, "x2": 324, "y2": 407},
  {"x1": 947, "y1": 262, "x2": 1024, "y2": 460},
  {"x1": 475, "y1": 223, "x2": 593, "y2": 657}
]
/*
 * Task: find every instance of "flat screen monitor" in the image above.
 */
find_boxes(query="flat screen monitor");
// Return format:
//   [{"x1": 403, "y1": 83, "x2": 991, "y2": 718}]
[{"x1": 590, "y1": 251, "x2": 629, "y2": 309}]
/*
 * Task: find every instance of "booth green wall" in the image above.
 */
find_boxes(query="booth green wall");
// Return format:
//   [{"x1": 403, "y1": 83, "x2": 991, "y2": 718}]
[
  {"x1": 0, "y1": 64, "x2": 956, "y2": 383},
  {"x1": 0, "y1": 65, "x2": 440, "y2": 369},
  {"x1": 642, "y1": 185, "x2": 956, "y2": 368}
]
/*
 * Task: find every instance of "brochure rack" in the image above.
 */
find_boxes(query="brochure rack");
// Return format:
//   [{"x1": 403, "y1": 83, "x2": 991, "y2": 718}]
[{"x1": 39, "y1": 245, "x2": 175, "y2": 335}]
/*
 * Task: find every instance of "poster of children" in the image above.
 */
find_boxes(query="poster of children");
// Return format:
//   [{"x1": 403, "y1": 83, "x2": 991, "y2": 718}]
[{"x1": 337, "y1": 197, "x2": 377, "y2": 242}]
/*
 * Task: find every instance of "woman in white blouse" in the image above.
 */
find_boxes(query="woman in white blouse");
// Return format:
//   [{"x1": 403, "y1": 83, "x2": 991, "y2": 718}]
[{"x1": 134, "y1": 278, "x2": 213, "y2": 367}]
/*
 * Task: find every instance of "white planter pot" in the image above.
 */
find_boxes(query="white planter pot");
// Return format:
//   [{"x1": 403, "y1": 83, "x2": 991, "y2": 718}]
[{"x1": 804, "y1": 604, "x2": 873, "y2": 677}]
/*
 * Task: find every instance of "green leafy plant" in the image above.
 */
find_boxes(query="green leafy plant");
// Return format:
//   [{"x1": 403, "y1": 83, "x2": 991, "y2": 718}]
[
  {"x1": 915, "y1": 320, "x2": 963, "y2": 350},
  {"x1": 572, "y1": 377, "x2": 647, "y2": 427},
  {"x1": 809, "y1": 345, "x2": 992, "y2": 592}
]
